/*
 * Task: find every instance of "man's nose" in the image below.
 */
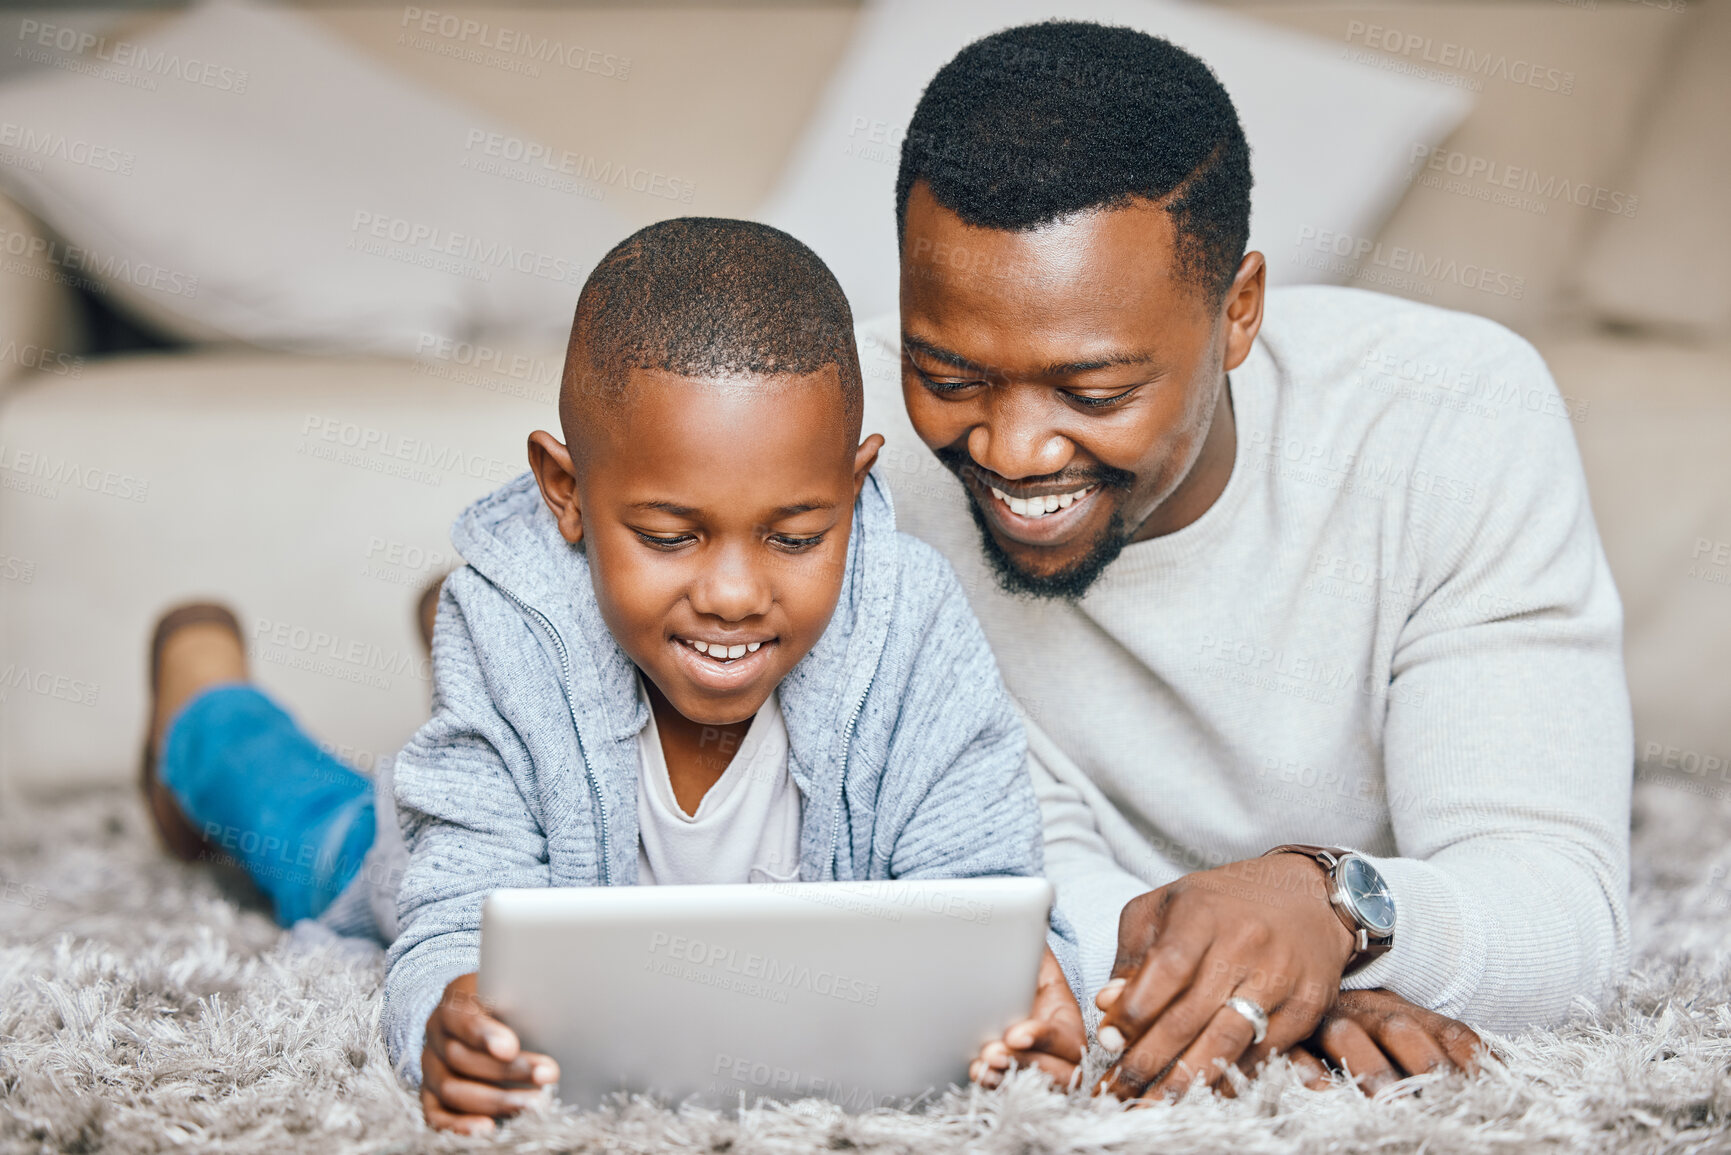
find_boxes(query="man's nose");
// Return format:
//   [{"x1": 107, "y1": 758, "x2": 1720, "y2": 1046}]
[
  {"x1": 688, "y1": 543, "x2": 773, "y2": 622},
  {"x1": 966, "y1": 390, "x2": 1071, "y2": 481}
]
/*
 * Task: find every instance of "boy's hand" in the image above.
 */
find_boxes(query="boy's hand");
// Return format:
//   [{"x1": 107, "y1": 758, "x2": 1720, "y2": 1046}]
[
  {"x1": 421, "y1": 973, "x2": 560, "y2": 1134},
  {"x1": 970, "y1": 946, "x2": 1085, "y2": 1090}
]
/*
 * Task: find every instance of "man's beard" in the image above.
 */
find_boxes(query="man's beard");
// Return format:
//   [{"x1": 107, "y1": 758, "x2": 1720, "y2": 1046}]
[{"x1": 936, "y1": 445, "x2": 1138, "y2": 601}]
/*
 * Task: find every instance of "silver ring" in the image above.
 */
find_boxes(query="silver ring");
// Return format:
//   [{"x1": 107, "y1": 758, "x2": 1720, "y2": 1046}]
[{"x1": 1224, "y1": 996, "x2": 1270, "y2": 1045}]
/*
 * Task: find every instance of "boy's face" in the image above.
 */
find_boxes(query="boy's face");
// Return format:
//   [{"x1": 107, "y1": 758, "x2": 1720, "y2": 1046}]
[{"x1": 529, "y1": 367, "x2": 881, "y2": 727}]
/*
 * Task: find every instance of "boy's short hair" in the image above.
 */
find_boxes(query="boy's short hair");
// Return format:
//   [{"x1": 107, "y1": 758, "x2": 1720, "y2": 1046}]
[{"x1": 565, "y1": 218, "x2": 862, "y2": 433}]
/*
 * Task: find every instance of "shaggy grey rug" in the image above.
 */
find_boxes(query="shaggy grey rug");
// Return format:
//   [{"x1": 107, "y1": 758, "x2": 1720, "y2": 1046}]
[{"x1": 2, "y1": 772, "x2": 1729, "y2": 1154}]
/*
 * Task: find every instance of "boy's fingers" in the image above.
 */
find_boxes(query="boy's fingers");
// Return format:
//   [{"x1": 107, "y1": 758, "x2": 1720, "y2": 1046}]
[
  {"x1": 437, "y1": 1000, "x2": 521, "y2": 1064},
  {"x1": 423, "y1": 1048, "x2": 547, "y2": 1119},
  {"x1": 420, "y1": 1085, "x2": 496, "y2": 1135},
  {"x1": 1007, "y1": 1014, "x2": 1085, "y2": 1064},
  {"x1": 443, "y1": 1037, "x2": 559, "y2": 1086}
]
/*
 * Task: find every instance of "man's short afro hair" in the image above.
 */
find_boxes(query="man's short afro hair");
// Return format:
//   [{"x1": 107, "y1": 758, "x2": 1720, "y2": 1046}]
[
  {"x1": 565, "y1": 217, "x2": 861, "y2": 430},
  {"x1": 895, "y1": 20, "x2": 1252, "y2": 303}
]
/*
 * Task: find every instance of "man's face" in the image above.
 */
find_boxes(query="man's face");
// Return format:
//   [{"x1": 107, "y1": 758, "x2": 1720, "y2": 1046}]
[
  {"x1": 898, "y1": 181, "x2": 1262, "y2": 598},
  {"x1": 531, "y1": 367, "x2": 878, "y2": 727}
]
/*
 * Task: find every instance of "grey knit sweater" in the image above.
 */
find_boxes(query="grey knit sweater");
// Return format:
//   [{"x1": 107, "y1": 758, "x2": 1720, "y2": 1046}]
[{"x1": 380, "y1": 470, "x2": 1079, "y2": 1082}]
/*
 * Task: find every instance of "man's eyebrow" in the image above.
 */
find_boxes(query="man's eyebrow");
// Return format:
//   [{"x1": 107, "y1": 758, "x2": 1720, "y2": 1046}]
[{"x1": 903, "y1": 334, "x2": 1156, "y2": 377}]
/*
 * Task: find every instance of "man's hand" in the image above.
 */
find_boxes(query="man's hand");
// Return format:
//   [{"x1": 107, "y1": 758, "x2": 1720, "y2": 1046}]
[
  {"x1": 1274, "y1": 989, "x2": 1485, "y2": 1094},
  {"x1": 421, "y1": 973, "x2": 560, "y2": 1134},
  {"x1": 1094, "y1": 853, "x2": 1354, "y2": 1100},
  {"x1": 971, "y1": 946, "x2": 1085, "y2": 1090}
]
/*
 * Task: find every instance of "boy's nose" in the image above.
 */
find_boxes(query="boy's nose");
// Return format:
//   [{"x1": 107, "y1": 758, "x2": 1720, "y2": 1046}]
[{"x1": 687, "y1": 549, "x2": 773, "y2": 622}]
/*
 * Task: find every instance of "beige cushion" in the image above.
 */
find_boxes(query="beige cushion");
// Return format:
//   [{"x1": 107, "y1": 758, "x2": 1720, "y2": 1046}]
[
  {"x1": 1533, "y1": 330, "x2": 1731, "y2": 769},
  {"x1": 0, "y1": 192, "x2": 81, "y2": 395},
  {"x1": 310, "y1": 6, "x2": 858, "y2": 228},
  {"x1": 0, "y1": 351, "x2": 558, "y2": 790},
  {"x1": 1240, "y1": 3, "x2": 1684, "y2": 332},
  {"x1": 1573, "y1": 0, "x2": 1731, "y2": 337}
]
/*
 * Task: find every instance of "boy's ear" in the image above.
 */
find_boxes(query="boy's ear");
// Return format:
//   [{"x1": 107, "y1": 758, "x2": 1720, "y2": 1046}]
[
  {"x1": 527, "y1": 430, "x2": 584, "y2": 545},
  {"x1": 851, "y1": 433, "x2": 884, "y2": 502}
]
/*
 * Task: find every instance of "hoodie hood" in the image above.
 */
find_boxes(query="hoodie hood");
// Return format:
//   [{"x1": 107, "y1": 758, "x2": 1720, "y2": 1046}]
[{"x1": 445, "y1": 468, "x2": 901, "y2": 882}]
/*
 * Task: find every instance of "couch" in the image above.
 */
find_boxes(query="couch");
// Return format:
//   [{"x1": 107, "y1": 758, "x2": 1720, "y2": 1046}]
[{"x1": 0, "y1": 0, "x2": 1725, "y2": 799}]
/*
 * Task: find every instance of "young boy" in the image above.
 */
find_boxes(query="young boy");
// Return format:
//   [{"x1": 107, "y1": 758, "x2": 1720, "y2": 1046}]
[{"x1": 371, "y1": 217, "x2": 1087, "y2": 1129}]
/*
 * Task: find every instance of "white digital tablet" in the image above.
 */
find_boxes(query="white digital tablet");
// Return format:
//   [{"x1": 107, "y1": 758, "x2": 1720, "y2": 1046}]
[{"x1": 478, "y1": 876, "x2": 1052, "y2": 1111}]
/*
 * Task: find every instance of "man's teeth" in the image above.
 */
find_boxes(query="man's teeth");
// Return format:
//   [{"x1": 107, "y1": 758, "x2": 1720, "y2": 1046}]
[
  {"x1": 989, "y1": 485, "x2": 1092, "y2": 518},
  {"x1": 685, "y1": 639, "x2": 763, "y2": 660}
]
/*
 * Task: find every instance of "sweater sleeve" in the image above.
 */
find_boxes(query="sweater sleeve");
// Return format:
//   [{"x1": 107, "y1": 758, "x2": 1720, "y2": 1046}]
[
  {"x1": 1350, "y1": 339, "x2": 1632, "y2": 1029},
  {"x1": 382, "y1": 580, "x2": 554, "y2": 1085},
  {"x1": 872, "y1": 544, "x2": 1084, "y2": 1004}
]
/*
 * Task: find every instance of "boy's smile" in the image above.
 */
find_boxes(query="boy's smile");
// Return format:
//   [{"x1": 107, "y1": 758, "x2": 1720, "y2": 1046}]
[{"x1": 529, "y1": 366, "x2": 881, "y2": 729}]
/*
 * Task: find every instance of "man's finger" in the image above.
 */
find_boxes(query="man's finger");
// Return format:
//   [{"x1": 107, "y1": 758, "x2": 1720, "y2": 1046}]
[
  {"x1": 1363, "y1": 1011, "x2": 1452, "y2": 1079},
  {"x1": 1287, "y1": 1044, "x2": 1332, "y2": 1090},
  {"x1": 1433, "y1": 1015, "x2": 1487, "y2": 1073},
  {"x1": 1229, "y1": 999, "x2": 1326, "y2": 1074},
  {"x1": 442, "y1": 1037, "x2": 559, "y2": 1087},
  {"x1": 1099, "y1": 978, "x2": 1221, "y2": 1099},
  {"x1": 1146, "y1": 998, "x2": 1259, "y2": 1099},
  {"x1": 1097, "y1": 926, "x2": 1210, "y2": 1054},
  {"x1": 421, "y1": 1084, "x2": 496, "y2": 1135},
  {"x1": 1108, "y1": 889, "x2": 1170, "y2": 983},
  {"x1": 1316, "y1": 1016, "x2": 1399, "y2": 1095}
]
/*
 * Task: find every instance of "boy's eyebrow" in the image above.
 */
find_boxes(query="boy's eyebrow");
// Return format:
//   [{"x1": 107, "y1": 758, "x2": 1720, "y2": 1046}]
[
  {"x1": 628, "y1": 500, "x2": 837, "y2": 518},
  {"x1": 903, "y1": 333, "x2": 1157, "y2": 377}
]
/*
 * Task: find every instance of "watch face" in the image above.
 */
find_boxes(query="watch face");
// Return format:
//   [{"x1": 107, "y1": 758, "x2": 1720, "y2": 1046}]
[{"x1": 1339, "y1": 855, "x2": 1397, "y2": 936}]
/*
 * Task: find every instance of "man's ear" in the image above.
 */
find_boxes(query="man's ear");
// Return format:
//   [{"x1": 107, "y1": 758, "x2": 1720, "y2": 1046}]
[
  {"x1": 852, "y1": 433, "x2": 885, "y2": 501},
  {"x1": 1221, "y1": 252, "x2": 1266, "y2": 374},
  {"x1": 527, "y1": 430, "x2": 584, "y2": 545}
]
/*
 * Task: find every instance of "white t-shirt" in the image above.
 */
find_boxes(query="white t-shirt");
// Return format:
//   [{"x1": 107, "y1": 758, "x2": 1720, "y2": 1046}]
[{"x1": 634, "y1": 678, "x2": 803, "y2": 885}]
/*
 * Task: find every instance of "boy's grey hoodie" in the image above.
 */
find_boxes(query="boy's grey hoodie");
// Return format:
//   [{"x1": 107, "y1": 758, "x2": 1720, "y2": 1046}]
[{"x1": 382, "y1": 469, "x2": 1081, "y2": 1082}]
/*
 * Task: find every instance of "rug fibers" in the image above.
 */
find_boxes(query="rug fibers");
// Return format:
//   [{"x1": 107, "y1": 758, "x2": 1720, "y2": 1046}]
[{"x1": 1, "y1": 774, "x2": 1728, "y2": 1154}]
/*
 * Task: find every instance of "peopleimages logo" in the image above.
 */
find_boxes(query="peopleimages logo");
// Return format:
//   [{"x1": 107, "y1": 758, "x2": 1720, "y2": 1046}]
[
  {"x1": 16, "y1": 20, "x2": 250, "y2": 93},
  {"x1": 349, "y1": 210, "x2": 590, "y2": 286},
  {"x1": 1292, "y1": 226, "x2": 1526, "y2": 301},
  {"x1": 1343, "y1": 20, "x2": 1575, "y2": 94},
  {"x1": 399, "y1": 7, "x2": 631, "y2": 79}
]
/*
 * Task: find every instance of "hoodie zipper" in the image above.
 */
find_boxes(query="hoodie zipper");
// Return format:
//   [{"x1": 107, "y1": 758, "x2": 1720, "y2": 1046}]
[
  {"x1": 828, "y1": 679, "x2": 872, "y2": 878},
  {"x1": 495, "y1": 585, "x2": 612, "y2": 885}
]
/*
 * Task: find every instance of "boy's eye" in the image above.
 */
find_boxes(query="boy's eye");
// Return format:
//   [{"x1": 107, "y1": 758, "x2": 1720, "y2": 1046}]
[
  {"x1": 770, "y1": 533, "x2": 825, "y2": 552},
  {"x1": 633, "y1": 530, "x2": 693, "y2": 550}
]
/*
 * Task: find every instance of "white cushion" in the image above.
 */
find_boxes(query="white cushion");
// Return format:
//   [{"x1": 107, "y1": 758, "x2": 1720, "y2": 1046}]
[
  {"x1": 0, "y1": 0, "x2": 631, "y2": 356},
  {"x1": 760, "y1": 0, "x2": 1471, "y2": 320}
]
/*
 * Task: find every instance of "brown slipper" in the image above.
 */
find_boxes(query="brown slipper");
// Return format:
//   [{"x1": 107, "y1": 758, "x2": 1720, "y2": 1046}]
[{"x1": 142, "y1": 602, "x2": 244, "y2": 862}]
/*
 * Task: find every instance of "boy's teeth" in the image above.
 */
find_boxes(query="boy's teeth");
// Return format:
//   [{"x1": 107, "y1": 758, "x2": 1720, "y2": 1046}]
[
  {"x1": 989, "y1": 485, "x2": 1092, "y2": 519},
  {"x1": 684, "y1": 638, "x2": 763, "y2": 661}
]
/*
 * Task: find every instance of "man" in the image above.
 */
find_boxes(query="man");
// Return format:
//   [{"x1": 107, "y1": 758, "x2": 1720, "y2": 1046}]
[{"x1": 859, "y1": 21, "x2": 1630, "y2": 1098}]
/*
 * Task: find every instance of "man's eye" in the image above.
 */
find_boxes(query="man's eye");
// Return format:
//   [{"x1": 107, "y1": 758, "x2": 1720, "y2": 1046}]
[
  {"x1": 1065, "y1": 388, "x2": 1137, "y2": 409},
  {"x1": 770, "y1": 533, "x2": 826, "y2": 551},
  {"x1": 914, "y1": 366, "x2": 983, "y2": 394}
]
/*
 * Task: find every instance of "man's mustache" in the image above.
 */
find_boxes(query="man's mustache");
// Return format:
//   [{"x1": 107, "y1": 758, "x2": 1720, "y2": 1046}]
[{"x1": 932, "y1": 444, "x2": 1136, "y2": 497}]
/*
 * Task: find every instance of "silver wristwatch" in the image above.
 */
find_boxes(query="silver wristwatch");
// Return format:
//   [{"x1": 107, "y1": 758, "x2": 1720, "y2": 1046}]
[{"x1": 1263, "y1": 844, "x2": 1396, "y2": 975}]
